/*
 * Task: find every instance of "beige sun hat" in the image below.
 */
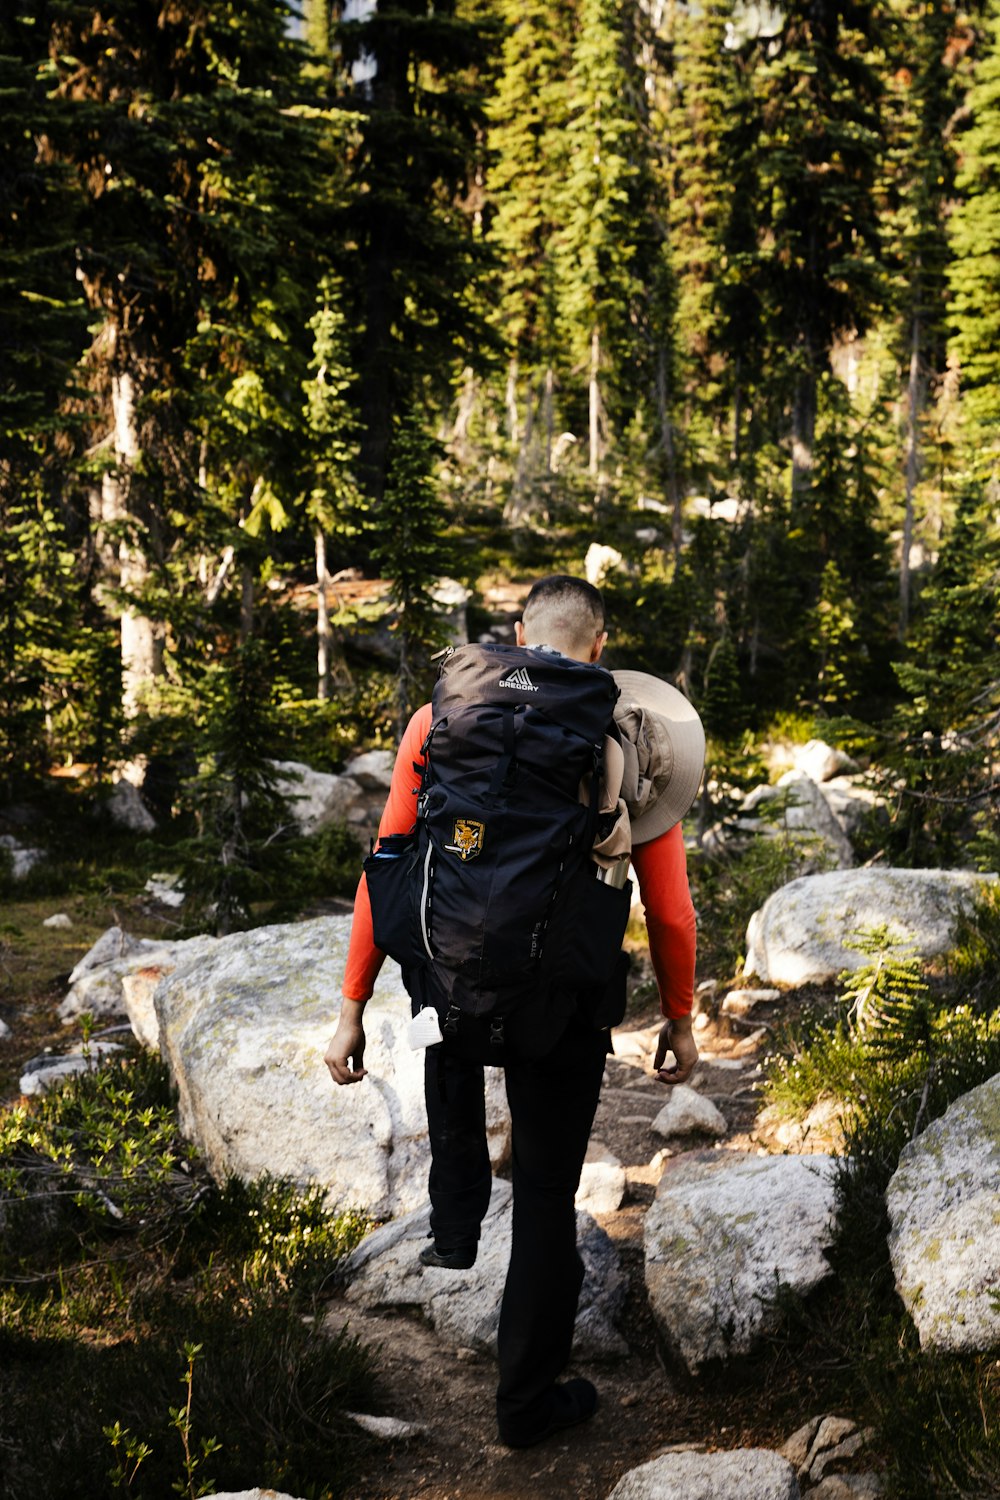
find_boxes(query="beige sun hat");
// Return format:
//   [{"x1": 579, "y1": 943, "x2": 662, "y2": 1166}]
[{"x1": 611, "y1": 670, "x2": 706, "y2": 843}]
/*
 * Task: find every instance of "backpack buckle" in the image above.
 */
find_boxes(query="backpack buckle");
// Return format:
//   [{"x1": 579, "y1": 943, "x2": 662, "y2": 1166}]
[
  {"x1": 442, "y1": 1005, "x2": 462, "y2": 1036},
  {"x1": 489, "y1": 1016, "x2": 505, "y2": 1049}
]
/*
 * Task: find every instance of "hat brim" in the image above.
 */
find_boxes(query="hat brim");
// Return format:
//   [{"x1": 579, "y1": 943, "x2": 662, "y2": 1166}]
[{"x1": 612, "y1": 670, "x2": 705, "y2": 842}]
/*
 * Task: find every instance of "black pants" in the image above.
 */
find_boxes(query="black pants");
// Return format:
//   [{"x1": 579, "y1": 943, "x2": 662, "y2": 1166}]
[{"x1": 423, "y1": 1015, "x2": 608, "y2": 1434}]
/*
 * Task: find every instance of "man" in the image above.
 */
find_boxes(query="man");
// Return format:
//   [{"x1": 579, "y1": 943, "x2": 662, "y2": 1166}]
[{"x1": 325, "y1": 575, "x2": 699, "y2": 1449}]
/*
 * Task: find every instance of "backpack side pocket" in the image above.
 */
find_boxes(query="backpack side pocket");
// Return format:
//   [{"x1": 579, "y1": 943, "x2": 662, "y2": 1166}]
[{"x1": 363, "y1": 834, "x2": 427, "y2": 970}]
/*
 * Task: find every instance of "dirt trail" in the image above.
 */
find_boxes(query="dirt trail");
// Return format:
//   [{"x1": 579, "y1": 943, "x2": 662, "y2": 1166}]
[{"x1": 324, "y1": 1002, "x2": 811, "y2": 1500}]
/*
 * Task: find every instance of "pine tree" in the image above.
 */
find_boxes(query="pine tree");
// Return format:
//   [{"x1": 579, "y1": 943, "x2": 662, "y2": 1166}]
[
  {"x1": 484, "y1": 0, "x2": 573, "y2": 515},
  {"x1": 879, "y1": 484, "x2": 1000, "y2": 866},
  {"x1": 947, "y1": 0, "x2": 1000, "y2": 465},
  {"x1": 373, "y1": 414, "x2": 455, "y2": 732},
  {"x1": 662, "y1": 0, "x2": 746, "y2": 485},
  {"x1": 750, "y1": 0, "x2": 886, "y2": 496},
  {"x1": 302, "y1": 274, "x2": 366, "y2": 698},
  {"x1": 336, "y1": 0, "x2": 496, "y2": 505},
  {"x1": 177, "y1": 638, "x2": 295, "y2": 936},
  {"x1": 885, "y1": 0, "x2": 963, "y2": 637},
  {"x1": 552, "y1": 0, "x2": 647, "y2": 484},
  {"x1": 43, "y1": 0, "x2": 342, "y2": 708}
]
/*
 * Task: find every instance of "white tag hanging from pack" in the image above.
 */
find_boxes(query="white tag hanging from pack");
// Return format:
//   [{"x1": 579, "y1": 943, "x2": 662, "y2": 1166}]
[{"x1": 407, "y1": 1007, "x2": 444, "y2": 1050}]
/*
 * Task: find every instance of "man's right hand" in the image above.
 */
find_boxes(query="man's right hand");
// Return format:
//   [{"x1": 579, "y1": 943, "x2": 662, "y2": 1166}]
[
  {"x1": 325, "y1": 999, "x2": 368, "y2": 1085},
  {"x1": 653, "y1": 1014, "x2": 698, "y2": 1086}
]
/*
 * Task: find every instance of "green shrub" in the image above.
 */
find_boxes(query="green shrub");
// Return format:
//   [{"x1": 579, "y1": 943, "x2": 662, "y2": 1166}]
[
  {"x1": 762, "y1": 926, "x2": 1000, "y2": 1497},
  {"x1": 0, "y1": 1049, "x2": 377, "y2": 1500}
]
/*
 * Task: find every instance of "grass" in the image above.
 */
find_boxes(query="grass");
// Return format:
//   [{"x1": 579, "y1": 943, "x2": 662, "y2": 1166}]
[{"x1": 0, "y1": 1048, "x2": 376, "y2": 1500}]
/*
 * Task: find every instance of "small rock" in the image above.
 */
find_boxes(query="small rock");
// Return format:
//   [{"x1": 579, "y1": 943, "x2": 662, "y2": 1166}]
[
  {"x1": 577, "y1": 1140, "x2": 627, "y2": 1214},
  {"x1": 43, "y1": 914, "x2": 73, "y2": 930},
  {"x1": 722, "y1": 987, "x2": 780, "y2": 1017},
  {"x1": 0, "y1": 834, "x2": 44, "y2": 879},
  {"x1": 649, "y1": 1148, "x2": 672, "y2": 1171},
  {"x1": 201, "y1": 1491, "x2": 306, "y2": 1500},
  {"x1": 651, "y1": 1085, "x2": 727, "y2": 1139},
  {"x1": 20, "y1": 1043, "x2": 126, "y2": 1096},
  {"x1": 694, "y1": 1012, "x2": 711, "y2": 1032},
  {"x1": 343, "y1": 1411, "x2": 426, "y2": 1440},
  {"x1": 606, "y1": 1448, "x2": 800, "y2": 1499},
  {"x1": 781, "y1": 1416, "x2": 824, "y2": 1470},
  {"x1": 808, "y1": 1478, "x2": 883, "y2": 1500},
  {"x1": 145, "y1": 872, "x2": 185, "y2": 907},
  {"x1": 0, "y1": 1017, "x2": 11, "y2": 1040}
]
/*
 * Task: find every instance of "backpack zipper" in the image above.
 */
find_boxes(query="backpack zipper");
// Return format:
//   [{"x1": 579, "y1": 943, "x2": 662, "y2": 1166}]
[{"x1": 419, "y1": 841, "x2": 434, "y2": 959}]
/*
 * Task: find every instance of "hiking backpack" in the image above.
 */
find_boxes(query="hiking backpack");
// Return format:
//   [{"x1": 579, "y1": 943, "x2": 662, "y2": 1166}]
[{"x1": 364, "y1": 642, "x2": 633, "y2": 1028}]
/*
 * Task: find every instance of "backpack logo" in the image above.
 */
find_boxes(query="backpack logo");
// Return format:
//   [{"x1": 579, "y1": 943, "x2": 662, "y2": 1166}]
[
  {"x1": 445, "y1": 818, "x2": 486, "y2": 861},
  {"x1": 498, "y1": 667, "x2": 537, "y2": 692}
]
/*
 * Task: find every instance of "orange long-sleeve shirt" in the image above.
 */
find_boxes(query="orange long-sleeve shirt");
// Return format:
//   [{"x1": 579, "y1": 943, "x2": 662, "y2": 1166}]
[{"x1": 342, "y1": 703, "x2": 697, "y2": 1020}]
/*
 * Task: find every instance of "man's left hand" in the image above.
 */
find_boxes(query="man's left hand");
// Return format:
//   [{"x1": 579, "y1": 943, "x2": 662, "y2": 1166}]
[
  {"x1": 653, "y1": 1014, "x2": 698, "y2": 1085},
  {"x1": 325, "y1": 999, "x2": 368, "y2": 1085}
]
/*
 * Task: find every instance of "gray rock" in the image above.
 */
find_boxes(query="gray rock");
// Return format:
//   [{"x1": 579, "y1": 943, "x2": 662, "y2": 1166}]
[
  {"x1": 149, "y1": 915, "x2": 510, "y2": 1220},
  {"x1": 651, "y1": 1085, "x2": 727, "y2": 1139},
  {"x1": 344, "y1": 1178, "x2": 626, "y2": 1358},
  {"x1": 60, "y1": 930, "x2": 215, "y2": 1025},
  {"x1": 792, "y1": 740, "x2": 858, "y2": 783},
  {"x1": 19, "y1": 1042, "x2": 126, "y2": 1096},
  {"x1": 817, "y1": 777, "x2": 886, "y2": 840},
  {"x1": 346, "y1": 749, "x2": 395, "y2": 791},
  {"x1": 577, "y1": 1140, "x2": 627, "y2": 1214},
  {"x1": 645, "y1": 1151, "x2": 837, "y2": 1372},
  {"x1": 722, "y1": 988, "x2": 780, "y2": 1017},
  {"x1": 0, "y1": 1017, "x2": 10, "y2": 1040},
  {"x1": 43, "y1": 913, "x2": 73, "y2": 929},
  {"x1": 0, "y1": 834, "x2": 44, "y2": 879},
  {"x1": 69, "y1": 926, "x2": 150, "y2": 984},
  {"x1": 887, "y1": 1072, "x2": 1000, "y2": 1353},
  {"x1": 807, "y1": 1477, "x2": 883, "y2": 1499},
  {"x1": 107, "y1": 779, "x2": 157, "y2": 832},
  {"x1": 202, "y1": 1492, "x2": 305, "y2": 1500},
  {"x1": 144, "y1": 872, "x2": 185, "y2": 907},
  {"x1": 745, "y1": 869, "x2": 996, "y2": 986},
  {"x1": 343, "y1": 1411, "x2": 427, "y2": 1439},
  {"x1": 744, "y1": 771, "x2": 855, "y2": 869},
  {"x1": 606, "y1": 1448, "x2": 800, "y2": 1499},
  {"x1": 270, "y1": 760, "x2": 366, "y2": 835}
]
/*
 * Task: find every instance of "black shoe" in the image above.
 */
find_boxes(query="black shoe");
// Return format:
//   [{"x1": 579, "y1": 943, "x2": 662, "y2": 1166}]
[
  {"x1": 499, "y1": 1379, "x2": 599, "y2": 1449},
  {"x1": 418, "y1": 1242, "x2": 477, "y2": 1271}
]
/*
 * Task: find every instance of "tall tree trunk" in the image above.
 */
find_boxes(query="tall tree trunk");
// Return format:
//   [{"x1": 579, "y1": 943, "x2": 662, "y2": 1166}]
[
  {"x1": 505, "y1": 357, "x2": 520, "y2": 445},
  {"x1": 656, "y1": 348, "x2": 682, "y2": 560},
  {"x1": 900, "y1": 310, "x2": 924, "y2": 641},
  {"x1": 543, "y1": 366, "x2": 555, "y2": 471},
  {"x1": 589, "y1": 328, "x2": 601, "y2": 478},
  {"x1": 315, "y1": 528, "x2": 331, "y2": 701},
  {"x1": 102, "y1": 369, "x2": 162, "y2": 717},
  {"x1": 790, "y1": 367, "x2": 816, "y2": 502}
]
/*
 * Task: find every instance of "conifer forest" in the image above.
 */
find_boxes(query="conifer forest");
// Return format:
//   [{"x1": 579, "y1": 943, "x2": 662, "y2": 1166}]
[
  {"x1": 3, "y1": 6, "x2": 1000, "y2": 1499},
  {"x1": 1, "y1": 0, "x2": 998, "y2": 857}
]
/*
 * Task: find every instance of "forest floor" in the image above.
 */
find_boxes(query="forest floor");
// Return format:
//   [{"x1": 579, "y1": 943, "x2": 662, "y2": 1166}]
[{"x1": 0, "y1": 895, "x2": 854, "y2": 1499}]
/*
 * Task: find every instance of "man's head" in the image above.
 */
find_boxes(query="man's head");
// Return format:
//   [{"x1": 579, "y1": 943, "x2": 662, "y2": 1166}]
[{"x1": 515, "y1": 575, "x2": 607, "y2": 664}]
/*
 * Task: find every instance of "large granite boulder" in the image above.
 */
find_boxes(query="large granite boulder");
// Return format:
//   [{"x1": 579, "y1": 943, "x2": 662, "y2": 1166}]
[
  {"x1": 744, "y1": 869, "x2": 995, "y2": 986},
  {"x1": 887, "y1": 1072, "x2": 1000, "y2": 1354},
  {"x1": 343, "y1": 1177, "x2": 627, "y2": 1358},
  {"x1": 743, "y1": 771, "x2": 855, "y2": 870},
  {"x1": 645, "y1": 1151, "x2": 838, "y2": 1373},
  {"x1": 606, "y1": 1449, "x2": 800, "y2": 1499},
  {"x1": 270, "y1": 760, "x2": 369, "y2": 835},
  {"x1": 143, "y1": 915, "x2": 510, "y2": 1220}
]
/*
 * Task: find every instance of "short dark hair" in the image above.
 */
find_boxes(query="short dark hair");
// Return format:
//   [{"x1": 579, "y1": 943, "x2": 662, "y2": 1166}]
[{"x1": 522, "y1": 574, "x2": 605, "y2": 632}]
